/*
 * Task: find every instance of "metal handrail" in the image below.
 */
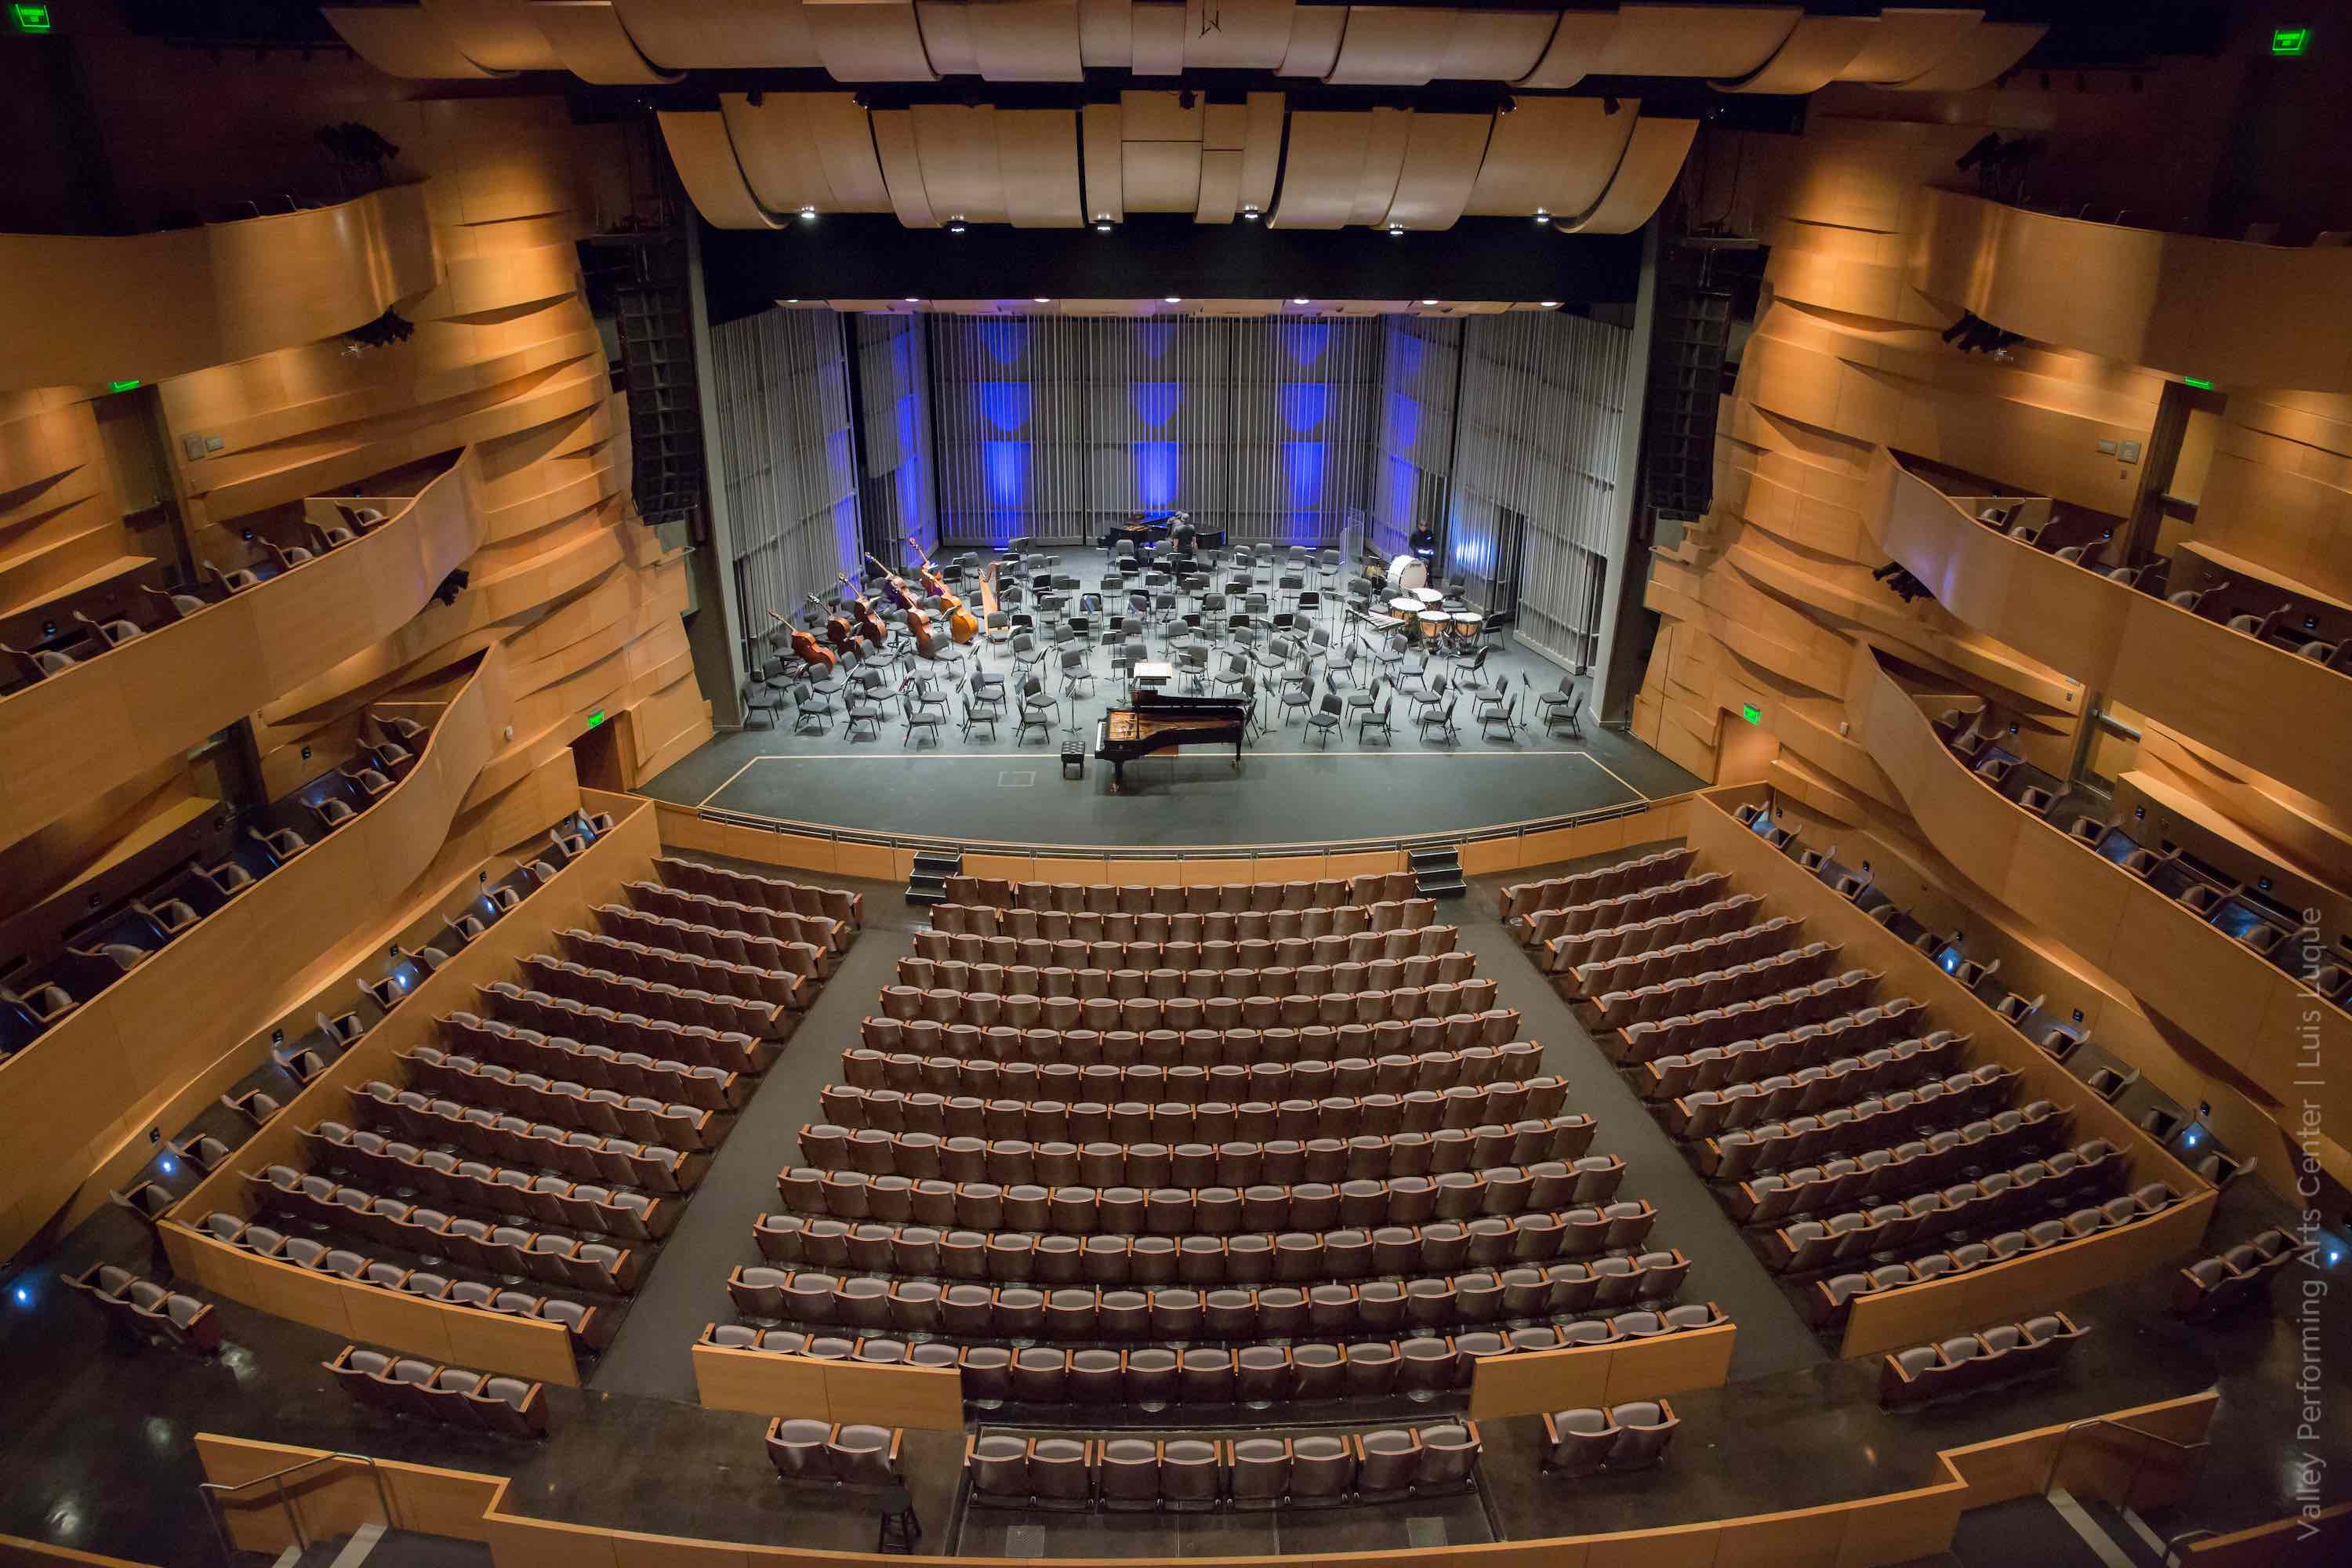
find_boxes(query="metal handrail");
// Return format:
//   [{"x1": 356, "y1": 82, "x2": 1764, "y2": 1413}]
[{"x1": 198, "y1": 1450, "x2": 393, "y2": 1565}]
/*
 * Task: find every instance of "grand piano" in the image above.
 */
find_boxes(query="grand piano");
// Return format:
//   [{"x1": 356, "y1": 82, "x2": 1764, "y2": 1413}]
[
  {"x1": 1092, "y1": 688, "x2": 1249, "y2": 789},
  {"x1": 1098, "y1": 510, "x2": 1229, "y2": 554}
]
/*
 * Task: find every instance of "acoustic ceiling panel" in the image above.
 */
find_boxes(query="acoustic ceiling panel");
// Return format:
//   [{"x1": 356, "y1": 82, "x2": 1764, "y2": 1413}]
[
  {"x1": 1555, "y1": 114, "x2": 1697, "y2": 234},
  {"x1": 657, "y1": 111, "x2": 782, "y2": 228},
  {"x1": 1269, "y1": 111, "x2": 1365, "y2": 227},
  {"x1": 1327, "y1": 6, "x2": 1553, "y2": 85},
  {"x1": 1463, "y1": 96, "x2": 1636, "y2": 220},
  {"x1": 1077, "y1": 0, "x2": 1134, "y2": 66},
  {"x1": 723, "y1": 93, "x2": 895, "y2": 212},
  {"x1": 996, "y1": 109, "x2": 1085, "y2": 225},
  {"x1": 323, "y1": 6, "x2": 508, "y2": 77},
  {"x1": 1513, "y1": 11, "x2": 1617, "y2": 89},
  {"x1": 1133, "y1": 1, "x2": 1188, "y2": 73},
  {"x1": 1345, "y1": 108, "x2": 1412, "y2": 228},
  {"x1": 1122, "y1": 141, "x2": 1204, "y2": 212},
  {"x1": 805, "y1": 0, "x2": 940, "y2": 80},
  {"x1": 911, "y1": 105, "x2": 1008, "y2": 224},
  {"x1": 1383, "y1": 113, "x2": 1495, "y2": 230},
  {"x1": 1239, "y1": 93, "x2": 1285, "y2": 215},
  {"x1": 1889, "y1": 20, "x2": 2046, "y2": 90},
  {"x1": 1081, "y1": 102, "x2": 1126, "y2": 221},
  {"x1": 610, "y1": 0, "x2": 824, "y2": 67},
  {"x1": 807, "y1": 95, "x2": 898, "y2": 209},
  {"x1": 419, "y1": 0, "x2": 562, "y2": 71},
  {"x1": 1182, "y1": 0, "x2": 1296, "y2": 70},
  {"x1": 967, "y1": 0, "x2": 1085, "y2": 79},
  {"x1": 1594, "y1": 4, "x2": 1798, "y2": 78},
  {"x1": 869, "y1": 110, "x2": 942, "y2": 225},
  {"x1": 1717, "y1": 13, "x2": 1877, "y2": 94},
  {"x1": 528, "y1": 2, "x2": 682, "y2": 82},
  {"x1": 916, "y1": 1, "x2": 979, "y2": 73},
  {"x1": 1203, "y1": 103, "x2": 1249, "y2": 152},
  {"x1": 1837, "y1": 6, "x2": 1982, "y2": 82},
  {"x1": 1195, "y1": 147, "x2": 1244, "y2": 223},
  {"x1": 1277, "y1": 4, "x2": 1348, "y2": 76},
  {"x1": 1120, "y1": 89, "x2": 1204, "y2": 142}
]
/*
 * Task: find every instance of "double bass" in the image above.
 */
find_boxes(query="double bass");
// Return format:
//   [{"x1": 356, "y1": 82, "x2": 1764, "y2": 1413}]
[
  {"x1": 913, "y1": 544, "x2": 978, "y2": 644},
  {"x1": 768, "y1": 608, "x2": 837, "y2": 671},
  {"x1": 832, "y1": 574, "x2": 887, "y2": 649},
  {"x1": 863, "y1": 554, "x2": 943, "y2": 659},
  {"x1": 803, "y1": 593, "x2": 855, "y2": 655}
]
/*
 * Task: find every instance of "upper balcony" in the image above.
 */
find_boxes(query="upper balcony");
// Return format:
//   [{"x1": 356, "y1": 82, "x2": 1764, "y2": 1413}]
[
  {"x1": 0, "y1": 450, "x2": 487, "y2": 850},
  {"x1": 1863, "y1": 446, "x2": 2352, "y2": 817}
]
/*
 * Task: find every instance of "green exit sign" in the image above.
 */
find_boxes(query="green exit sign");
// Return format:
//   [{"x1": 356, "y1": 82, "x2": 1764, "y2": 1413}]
[
  {"x1": 1740, "y1": 703, "x2": 1764, "y2": 726},
  {"x1": 107, "y1": 379, "x2": 140, "y2": 394},
  {"x1": 586, "y1": 710, "x2": 607, "y2": 728},
  {"x1": 2272, "y1": 26, "x2": 2311, "y2": 56},
  {"x1": 2183, "y1": 376, "x2": 2214, "y2": 390},
  {"x1": 10, "y1": 4, "x2": 53, "y2": 33}
]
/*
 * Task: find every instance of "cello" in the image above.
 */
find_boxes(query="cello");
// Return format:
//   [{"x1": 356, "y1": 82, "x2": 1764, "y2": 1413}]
[
  {"x1": 768, "y1": 608, "x2": 837, "y2": 671},
  {"x1": 803, "y1": 593, "x2": 855, "y2": 656},
  {"x1": 863, "y1": 554, "x2": 943, "y2": 659},
  {"x1": 833, "y1": 573, "x2": 887, "y2": 650},
  {"x1": 913, "y1": 544, "x2": 979, "y2": 644}
]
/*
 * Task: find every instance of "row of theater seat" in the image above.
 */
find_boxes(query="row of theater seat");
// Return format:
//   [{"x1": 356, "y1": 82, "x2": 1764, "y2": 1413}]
[
  {"x1": 1809, "y1": 1193, "x2": 2179, "y2": 1328},
  {"x1": 764, "y1": 1419, "x2": 902, "y2": 1485},
  {"x1": 1584, "y1": 943, "x2": 1847, "y2": 1031},
  {"x1": 236, "y1": 1177, "x2": 641, "y2": 1291},
  {"x1": 64, "y1": 1263, "x2": 220, "y2": 1352},
  {"x1": 1728, "y1": 1105, "x2": 2073, "y2": 1221},
  {"x1": 724, "y1": 1255, "x2": 1698, "y2": 1341},
  {"x1": 1536, "y1": 893, "x2": 1764, "y2": 975},
  {"x1": 775, "y1": 1156, "x2": 1628, "y2": 1232},
  {"x1": 1767, "y1": 1150, "x2": 2157, "y2": 1272},
  {"x1": 842, "y1": 1035, "x2": 1537, "y2": 1096},
  {"x1": 325, "y1": 1345, "x2": 546, "y2": 1436},
  {"x1": 1879, "y1": 1312, "x2": 2089, "y2": 1406},
  {"x1": 342, "y1": 1082, "x2": 709, "y2": 1185},
  {"x1": 886, "y1": 966, "x2": 1486, "y2": 1013},
  {"x1": 591, "y1": 903, "x2": 831, "y2": 978},
  {"x1": 257, "y1": 1132, "x2": 672, "y2": 1237},
  {"x1": 1695, "y1": 1075, "x2": 2040, "y2": 1177},
  {"x1": 2175, "y1": 1229, "x2": 2301, "y2": 1318},
  {"x1": 1663, "y1": 1040, "x2": 1979, "y2": 1136},
  {"x1": 619, "y1": 884, "x2": 845, "y2": 956},
  {"x1": 1640, "y1": 1007, "x2": 1936, "y2": 1098},
  {"x1": 1540, "y1": 1401, "x2": 1680, "y2": 1473},
  {"x1": 854, "y1": 1012, "x2": 1525, "y2": 1067},
  {"x1": 651, "y1": 855, "x2": 860, "y2": 927},
  {"x1": 345, "y1": 1083, "x2": 704, "y2": 1192},
  {"x1": 963, "y1": 1422, "x2": 1479, "y2": 1510},
  {"x1": 197, "y1": 1212, "x2": 609, "y2": 1343},
  {"x1": 393, "y1": 1049, "x2": 722, "y2": 1148},
  {"x1": 1561, "y1": 915, "x2": 1802, "y2": 997},
  {"x1": 478, "y1": 982, "x2": 769, "y2": 1072},
  {"x1": 1609, "y1": 969, "x2": 1887, "y2": 1065},
  {"x1": 794, "y1": 1118, "x2": 1599, "y2": 1186},
  {"x1": 1501, "y1": 848, "x2": 1697, "y2": 924},
  {"x1": 553, "y1": 930, "x2": 815, "y2": 1005},
  {"x1": 438, "y1": 1012, "x2": 746, "y2": 1109},
  {"x1": 939, "y1": 872, "x2": 1417, "y2": 913},
  {"x1": 817, "y1": 1073, "x2": 1569, "y2": 1140},
  {"x1": 510, "y1": 957, "x2": 789, "y2": 1036},
  {"x1": 1519, "y1": 873, "x2": 1732, "y2": 950},
  {"x1": 751, "y1": 1203, "x2": 1659, "y2": 1283},
  {"x1": 925, "y1": 898, "x2": 1439, "y2": 942},
  {"x1": 908, "y1": 928, "x2": 1466, "y2": 975}
]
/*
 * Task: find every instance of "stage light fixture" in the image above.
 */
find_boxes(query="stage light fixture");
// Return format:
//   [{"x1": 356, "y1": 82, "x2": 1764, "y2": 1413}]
[
  {"x1": 746, "y1": 90, "x2": 765, "y2": 107},
  {"x1": 1541, "y1": 300, "x2": 1561, "y2": 308},
  {"x1": 1241, "y1": 205, "x2": 1261, "y2": 220},
  {"x1": 1420, "y1": 298, "x2": 1439, "y2": 306},
  {"x1": 1602, "y1": 96, "x2": 1620, "y2": 114},
  {"x1": 1498, "y1": 95, "x2": 1516, "y2": 114},
  {"x1": 1178, "y1": 89, "x2": 1197, "y2": 110},
  {"x1": 946, "y1": 216, "x2": 967, "y2": 233},
  {"x1": 903, "y1": 297, "x2": 920, "y2": 303},
  {"x1": 1033, "y1": 296, "x2": 1051, "y2": 303},
  {"x1": 786, "y1": 298, "x2": 800, "y2": 303},
  {"x1": 1291, "y1": 297, "x2": 1309, "y2": 304},
  {"x1": 799, "y1": 205, "x2": 817, "y2": 221},
  {"x1": 1094, "y1": 216, "x2": 1113, "y2": 232},
  {"x1": 1163, "y1": 296, "x2": 1181, "y2": 303},
  {"x1": 1533, "y1": 208, "x2": 1548, "y2": 223},
  {"x1": 1386, "y1": 223, "x2": 1404, "y2": 236}
]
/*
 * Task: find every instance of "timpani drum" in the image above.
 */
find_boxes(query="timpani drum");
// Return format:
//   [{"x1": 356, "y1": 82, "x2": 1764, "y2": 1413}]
[
  {"x1": 1450, "y1": 611, "x2": 1483, "y2": 647},
  {"x1": 1387, "y1": 597, "x2": 1421, "y2": 626},
  {"x1": 1417, "y1": 610, "x2": 1450, "y2": 643},
  {"x1": 1388, "y1": 554, "x2": 1429, "y2": 596}
]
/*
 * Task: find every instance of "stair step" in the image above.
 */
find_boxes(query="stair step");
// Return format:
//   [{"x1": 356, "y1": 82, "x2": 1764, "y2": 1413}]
[
  {"x1": 1409, "y1": 847, "x2": 1460, "y2": 869},
  {"x1": 905, "y1": 887, "x2": 949, "y2": 906},
  {"x1": 912, "y1": 854, "x2": 962, "y2": 874},
  {"x1": 1417, "y1": 876, "x2": 1468, "y2": 899}
]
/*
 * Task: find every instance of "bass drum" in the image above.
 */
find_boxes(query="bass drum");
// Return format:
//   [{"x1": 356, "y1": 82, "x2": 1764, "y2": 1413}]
[{"x1": 1387, "y1": 554, "x2": 1429, "y2": 596}]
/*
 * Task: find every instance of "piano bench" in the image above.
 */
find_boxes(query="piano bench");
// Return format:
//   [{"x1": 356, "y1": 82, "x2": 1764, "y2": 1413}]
[{"x1": 1061, "y1": 738, "x2": 1086, "y2": 779}]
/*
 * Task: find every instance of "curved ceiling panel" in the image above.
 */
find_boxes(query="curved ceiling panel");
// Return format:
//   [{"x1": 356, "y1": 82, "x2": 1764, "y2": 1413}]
[
  {"x1": 1718, "y1": 13, "x2": 1876, "y2": 94},
  {"x1": 1239, "y1": 92, "x2": 1284, "y2": 214},
  {"x1": 967, "y1": 0, "x2": 1085, "y2": 79},
  {"x1": 1326, "y1": 6, "x2": 1554, "y2": 85},
  {"x1": 1276, "y1": 3, "x2": 1348, "y2": 76},
  {"x1": 806, "y1": 0, "x2": 940, "y2": 80},
  {"x1": 1836, "y1": 5, "x2": 1981, "y2": 83},
  {"x1": 1889, "y1": 20, "x2": 2045, "y2": 90},
  {"x1": 1081, "y1": 102, "x2": 1125, "y2": 221},
  {"x1": 1269, "y1": 110, "x2": 1368, "y2": 228},
  {"x1": 419, "y1": 0, "x2": 564, "y2": 71},
  {"x1": 1463, "y1": 96, "x2": 1635, "y2": 220},
  {"x1": 1513, "y1": 12, "x2": 1614, "y2": 89},
  {"x1": 1555, "y1": 114, "x2": 1697, "y2": 234},
  {"x1": 1078, "y1": 0, "x2": 1133, "y2": 66},
  {"x1": 721, "y1": 93, "x2": 894, "y2": 212},
  {"x1": 1347, "y1": 107, "x2": 1412, "y2": 227},
  {"x1": 321, "y1": 6, "x2": 508, "y2": 78},
  {"x1": 869, "y1": 109, "x2": 942, "y2": 226},
  {"x1": 998, "y1": 110, "x2": 1086, "y2": 225},
  {"x1": 910, "y1": 104, "x2": 1008, "y2": 223},
  {"x1": 657, "y1": 111, "x2": 782, "y2": 229},
  {"x1": 919, "y1": 2, "x2": 977, "y2": 72},
  {"x1": 1181, "y1": 0, "x2": 1296, "y2": 71},
  {"x1": 1384, "y1": 113, "x2": 1496, "y2": 230},
  {"x1": 527, "y1": 2, "x2": 682, "y2": 83},
  {"x1": 1596, "y1": 4, "x2": 1798, "y2": 77},
  {"x1": 611, "y1": 0, "x2": 824, "y2": 67},
  {"x1": 1131, "y1": 2, "x2": 1187, "y2": 74}
]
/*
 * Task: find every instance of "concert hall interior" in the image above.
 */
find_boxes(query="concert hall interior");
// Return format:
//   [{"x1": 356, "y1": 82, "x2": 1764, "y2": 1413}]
[{"x1": 4, "y1": 3, "x2": 2351, "y2": 1566}]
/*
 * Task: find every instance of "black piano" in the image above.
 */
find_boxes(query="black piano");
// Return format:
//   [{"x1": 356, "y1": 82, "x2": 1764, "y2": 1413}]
[
  {"x1": 1098, "y1": 512, "x2": 1228, "y2": 554},
  {"x1": 1092, "y1": 689, "x2": 1249, "y2": 789}
]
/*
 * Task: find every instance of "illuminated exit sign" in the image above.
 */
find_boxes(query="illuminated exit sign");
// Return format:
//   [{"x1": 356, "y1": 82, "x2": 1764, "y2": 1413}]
[
  {"x1": 1740, "y1": 703, "x2": 1764, "y2": 725},
  {"x1": 2272, "y1": 26, "x2": 2311, "y2": 56},
  {"x1": 9, "y1": 4, "x2": 53, "y2": 33},
  {"x1": 586, "y1": 710, "x2": 607, "y2": 728}
]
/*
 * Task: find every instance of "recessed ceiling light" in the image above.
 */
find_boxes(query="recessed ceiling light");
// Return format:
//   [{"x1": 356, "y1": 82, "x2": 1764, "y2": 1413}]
[
  {"x1": 1421, "y1": 299, "x2": 1439, "y2": 306},
  {"x1": 1292, "y1": 298, "x2": 1309, "y2": 304},
  {"x1": 800, "y1": 206, "x2": 818, "y2": 220},
  {"x1": 903, "y1": 297, "x2": 920, "y2": 304},
  {"x1": 1242, "y1": 206, "x2": 1261, "y2": 220},
  {"x1": 1533, "y1": 209, "x2": 1548, "y2": 223},
  {"x1": 1163, "y1": 296, "x2": 1181, "y2": 303},
  {"x1": 1094, "y1": 220, "x2": 1113, "y2": 232},
  {"x1": 786, "y1": 298, "x2": 800, "y2": 303},
  {"x1": 1541, "y1": 300, "x2": 1562, "y2": 308},
  {"x1": 1386, "y1": 224, "x2": 1404, "y2": 236},
  {"x1": 1033, "y1": 296, "x2": 1051, "y2": 303},
  {"x1": 946, "y1": 217, "x2": 967, "y2": 233}
]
